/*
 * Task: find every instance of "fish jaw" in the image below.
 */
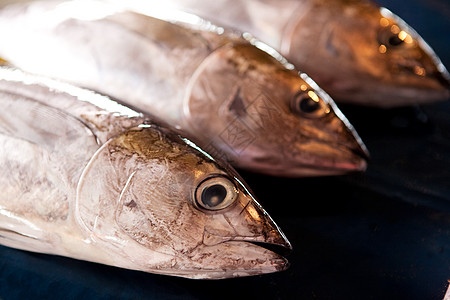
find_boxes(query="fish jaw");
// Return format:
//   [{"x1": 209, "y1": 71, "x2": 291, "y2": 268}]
[
  {"x1": 236, "y1": 130, "x2": 369, "y2": 177},
  {"x1": 184, "y1": 43, "x2": 368, "y2": 176},
  {"x1": 168, "y1": 241, "x2": 289, "y2": 279}
]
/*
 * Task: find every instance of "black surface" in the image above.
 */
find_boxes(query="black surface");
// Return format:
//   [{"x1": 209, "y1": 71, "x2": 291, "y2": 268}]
[{"x1": 1, "y1": 0, "x2": 449, "y2": 299}]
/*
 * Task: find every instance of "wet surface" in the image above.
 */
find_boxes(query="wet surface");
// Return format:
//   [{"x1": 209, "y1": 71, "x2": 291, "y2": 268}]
[{"x1": 1, "y1": 0, "x2": 449, "y2": 299}]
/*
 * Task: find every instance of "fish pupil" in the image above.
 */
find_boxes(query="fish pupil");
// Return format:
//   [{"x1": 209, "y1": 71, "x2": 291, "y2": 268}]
[
  {"x1": 389, "y1": 35, "x2": 404, "y2": 46},
  {"x1": 300, "y1": 98, "x2": 320, "y2": 113},
  {"x1": 202, "y1": 184, "x2": 227, "y2": 207}
]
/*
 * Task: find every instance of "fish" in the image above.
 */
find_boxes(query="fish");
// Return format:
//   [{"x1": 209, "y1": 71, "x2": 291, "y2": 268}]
[
  {"x1": 0, "y1": 0, "x2": 369, "y2": 177},
  {"x1": 118, "y1": 0, "x2": 450, "y2": 107},
  {"x1": 0, "y1": 66, "x2": 291, "y2": 279}
]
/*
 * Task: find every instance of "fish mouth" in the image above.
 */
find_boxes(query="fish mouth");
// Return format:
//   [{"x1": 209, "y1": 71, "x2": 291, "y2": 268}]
[
  {"x1": 171, "y1": 226, "x2": 292, "y2": 279},
  {"x1": 319, "y1": 142, "x2": 370, "y2": 173},
  {"x1": 149, "y1": 236, "x2": 291, "y2": 280},
  {"x1": 302, "y1": 143, "x2": 369, "y2": 176},
  {"x1": 391, "y1": 67, "x2": 450, "y2": 105},
  {"x1": 176, "y1": 239, "x2": 291, "y2": 280},
  {"x1": 248, "y1": 241, "x2": 293, "y2": 259},
  {"x1": 140, "y1": 239, "x2": 290, "y2": 280},
  {"x1": 220, "y1": 238, "x2": 292, "y2": 271}
]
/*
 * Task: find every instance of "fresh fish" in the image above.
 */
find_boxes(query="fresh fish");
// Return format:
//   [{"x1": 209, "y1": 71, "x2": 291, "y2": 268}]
[
  {"x1": 120, "y1": 0, "x2": 450, "y2": 107},
  {"x1": 0, "y1": 67, "x2": 291, "y2": 279},
  {"x1": 0, "y1": 0, "x2": 368, "y2": 177}
]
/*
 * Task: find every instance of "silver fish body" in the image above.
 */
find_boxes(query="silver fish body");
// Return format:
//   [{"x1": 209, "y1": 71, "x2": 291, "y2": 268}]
[
  {"x1": 0, "y1": 0, "x2": 368, "y2": 177},
  {"x1": 0, "y1": 67, "x2": 291, "y2": 279},
  {"x1": 124, "y1": 0, "x2": 450, "y2": 107}
]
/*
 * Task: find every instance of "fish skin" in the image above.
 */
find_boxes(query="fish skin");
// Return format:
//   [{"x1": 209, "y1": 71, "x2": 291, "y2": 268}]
[
  {"x1": 124, "y1": 0, "x2": 450, "y2": 107},
  {"x1": 0, "y1": 0, "x2": 368, "y2": 177},
  {"x1": 0, "y1": 67, "x2": 291, "y2": 279}
]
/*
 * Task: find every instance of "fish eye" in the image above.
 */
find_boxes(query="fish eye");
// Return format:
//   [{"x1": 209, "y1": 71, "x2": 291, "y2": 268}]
[
  {"x1": 194, "y1": 175, "x2": 238, "y2": 211},
  {"x1": 387, "y1": 34, "x2": 404, "y2": 47},
  {"x1": 291, "y1": 90, "x2": 329, "y2": 118},
  {"x1": 378, "y1": 24, "x2": 414, "y2": 50}
]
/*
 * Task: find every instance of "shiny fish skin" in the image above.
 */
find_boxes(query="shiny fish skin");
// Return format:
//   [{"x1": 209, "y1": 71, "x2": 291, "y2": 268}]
[
  {"x1": 0, "y1": 0, "x2": 368, "y2": 177},
  {"x1": 0, "y1": 67, "x2": 291, "y2": 279},
  {"x1": 124, "y1": 0, "x2": 450, "y2": 107}
]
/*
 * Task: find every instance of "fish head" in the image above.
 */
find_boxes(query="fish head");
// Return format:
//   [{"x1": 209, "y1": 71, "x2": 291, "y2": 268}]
[
  {"x1": 184, "y1": 42, "x2": 368, "y2": 176},
  {"x1": 284, "y1": 1, "x2": 450, "y2": 106},
  {"x1": 76, "y1": 125, "x2": 290, "y2": 279}
]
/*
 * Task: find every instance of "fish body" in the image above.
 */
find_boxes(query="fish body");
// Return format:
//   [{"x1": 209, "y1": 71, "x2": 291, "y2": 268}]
[
  {"x1": 122, "y1": 0, "x2": 450, "y2": 107},
  {"x1": 0, "y1": 0, "x2": 368, "y2": 177},
  {"x1": 0, "y1": 67, "x2": 291, "y2": 279}
]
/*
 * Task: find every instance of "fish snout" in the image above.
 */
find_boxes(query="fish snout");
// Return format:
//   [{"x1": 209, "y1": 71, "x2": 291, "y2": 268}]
[
  {"x1": 415, "y1": 47, "x2": 450, "y2": 97},
  {"x1": 409, "y1": 40, "x2": 450, "y2": 101},
  {"x1": 203, "y1": 198, "x2": 292, "y2": 251},
  {"x1": 280, "y1": 118, "x2": 369, "y2": 177},
  {"x1": 202, "y1": 226, "x2": 292, "y2": 253},
  {"x1": 432, "y1": 68, "x2": 450, "y2": 94},
  {"x1": 341, "y1": 123, "x2": 370, "y2": 165},
  {"x1": 327, "y1": 104, "x2": 370, "y2": 173},
  {"x1": 302, "y1": 138, "x2": 369, "y2": 176},
  {"x1": 237, "y1": 199, "x2": 293, "y2": 251},
  {"x1": 199, "y1": 192, "x2": 292, "y2": 275},
  {"x1": 190, "y1": 196, "x2": 291, "y2": 279}
]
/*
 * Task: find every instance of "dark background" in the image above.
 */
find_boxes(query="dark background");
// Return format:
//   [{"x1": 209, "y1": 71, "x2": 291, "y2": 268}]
[{"x1": 1, "y1": 0, "x2": 449, "y2": 299}]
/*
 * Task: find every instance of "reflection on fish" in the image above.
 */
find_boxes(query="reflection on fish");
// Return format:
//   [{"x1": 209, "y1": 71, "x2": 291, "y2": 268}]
[
  {"x1": 0, "y1": 67, "x2": 291, "y2": 279},
  {"x1": 123, "y1": 0, "x2": 450, "y2": 107},
  {"x1": 0, "y1": 0, "x2": 368, "y2": 177}
]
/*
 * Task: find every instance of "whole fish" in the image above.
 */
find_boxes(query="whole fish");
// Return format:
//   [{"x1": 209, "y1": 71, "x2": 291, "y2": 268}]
[
  {"x1": 0, "y1": 67, "x2": 291, "y2": 279},
  {"x1": 120, "y1": 0, "x2": 450, "y2": 107},
  {"x1": 0, "y1": 0, "x2": 368, "y2": 177}
]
